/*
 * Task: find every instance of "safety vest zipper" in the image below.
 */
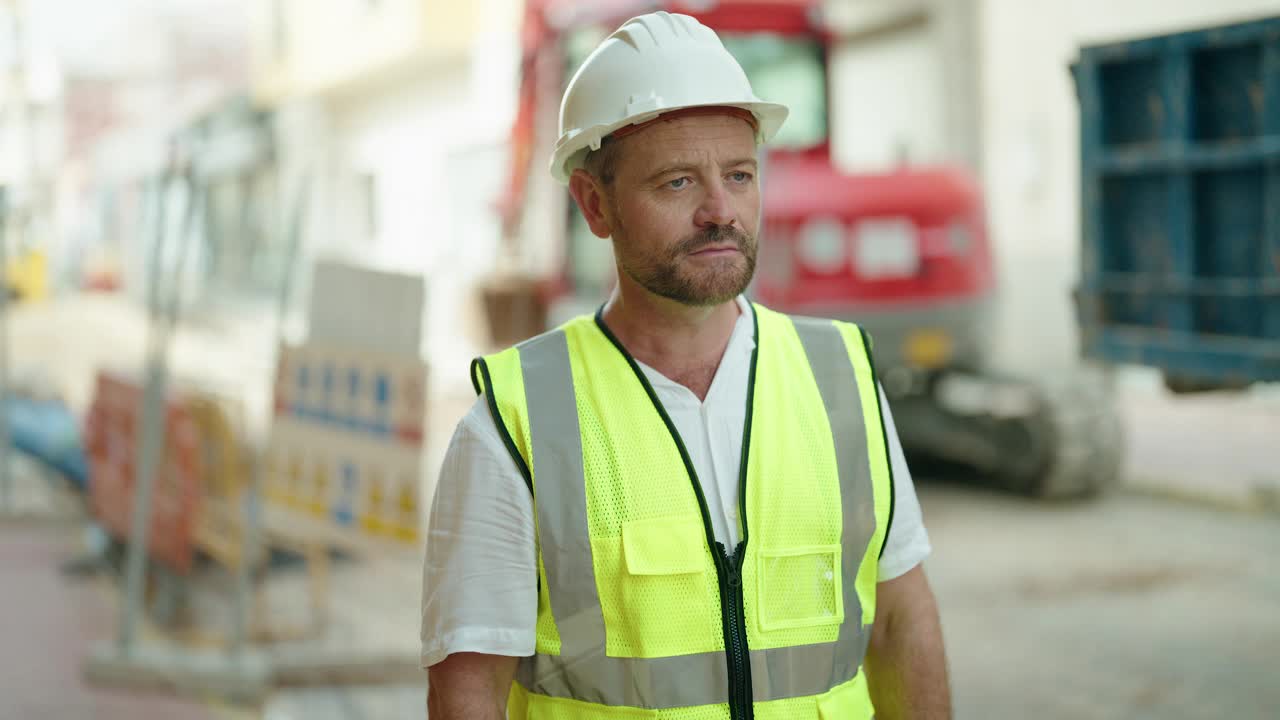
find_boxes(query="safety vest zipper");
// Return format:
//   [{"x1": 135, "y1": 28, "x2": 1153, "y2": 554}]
[
  {"x1": 717, "y1": 544, "x2": 753, "y2": 720},
  {"x1": 593, "y1": 308, "x2": 761, "y2": 719}
]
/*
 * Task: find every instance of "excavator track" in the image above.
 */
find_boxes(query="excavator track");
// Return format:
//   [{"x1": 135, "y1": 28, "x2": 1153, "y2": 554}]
[
  {"x1": 1004, "y1": 365, "x2": 1125, "y2": 498},
  {"x1": 889, "y1": 364, "x2": 1125, "y2": 499}
]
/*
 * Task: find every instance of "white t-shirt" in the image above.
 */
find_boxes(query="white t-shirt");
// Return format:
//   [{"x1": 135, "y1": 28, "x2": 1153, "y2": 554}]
[{"x1": 420, "y1": 297, "x2": 932, "y2": 668}]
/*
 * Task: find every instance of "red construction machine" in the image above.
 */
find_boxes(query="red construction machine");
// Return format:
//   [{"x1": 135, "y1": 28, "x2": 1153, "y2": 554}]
[{"x1": 488, "y1": 0, "x2": 1122, "y2": 496}]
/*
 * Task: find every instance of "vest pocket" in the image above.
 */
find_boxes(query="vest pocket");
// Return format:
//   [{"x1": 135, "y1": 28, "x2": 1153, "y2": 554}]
[
  {"x1": 623, "y1": 516, "x2": 705, "y2": 575},
  {"x1": 757, "y1": 545, "x2": 844, "y2": 631},
  {"x1": 608, "y1": 516, "x2": 713, "y2": 658}
]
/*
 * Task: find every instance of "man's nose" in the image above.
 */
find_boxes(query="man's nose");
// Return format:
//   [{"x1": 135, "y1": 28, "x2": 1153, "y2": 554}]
[{"x1": 694, "y1": 179, "x2": 736, "y2": 228}]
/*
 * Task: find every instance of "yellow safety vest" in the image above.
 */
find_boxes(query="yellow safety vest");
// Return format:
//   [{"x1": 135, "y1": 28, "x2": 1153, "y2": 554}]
[{"x1": 471, "y1": 303, "x2": 894, "y2": 720}]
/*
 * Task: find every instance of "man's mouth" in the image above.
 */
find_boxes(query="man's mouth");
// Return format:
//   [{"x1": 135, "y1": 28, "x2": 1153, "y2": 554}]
[{"x1": 688, "y1": 245, "x2": 741, "y2": 256}]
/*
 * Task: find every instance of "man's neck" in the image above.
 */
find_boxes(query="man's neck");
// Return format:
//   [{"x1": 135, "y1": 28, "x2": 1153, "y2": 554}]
[{"x1": 600, "y1": 283, "x2": 741, "y2": 402}]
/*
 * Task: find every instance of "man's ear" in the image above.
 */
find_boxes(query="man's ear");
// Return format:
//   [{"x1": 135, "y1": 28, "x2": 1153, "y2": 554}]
[{"x1": 568, "y1": 169, "x2": 615, "y2": 239}]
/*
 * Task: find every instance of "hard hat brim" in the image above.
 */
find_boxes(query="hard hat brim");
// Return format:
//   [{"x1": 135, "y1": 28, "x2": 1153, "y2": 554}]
[{"x1": 550, "y1": 100, "x2": 789, "y2": 184}]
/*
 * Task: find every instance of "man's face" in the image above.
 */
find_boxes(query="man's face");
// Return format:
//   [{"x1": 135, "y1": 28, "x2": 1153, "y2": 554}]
[{"x1": 600, "y1": 114, "x2": 760, "y2": 307}]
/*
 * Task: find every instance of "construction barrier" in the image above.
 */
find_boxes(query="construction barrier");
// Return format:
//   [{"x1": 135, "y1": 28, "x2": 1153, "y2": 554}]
[
  {"x1": 265, "y1": 342, "x2": 427, "y2": 547},
  {"x1": 85, "y1": 372, "x2": 204, "y2": 574}
]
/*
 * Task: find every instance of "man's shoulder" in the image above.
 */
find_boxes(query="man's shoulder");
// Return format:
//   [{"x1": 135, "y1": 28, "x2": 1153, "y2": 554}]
[{"x1": 450, "y1": 394, "x2": 504, "y2": 449}]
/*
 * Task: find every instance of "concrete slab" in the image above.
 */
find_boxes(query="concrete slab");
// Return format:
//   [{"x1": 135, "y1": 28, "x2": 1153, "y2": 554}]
[
  {"x1": 83, "y1": 642, "x2": 271, "y2": 705},
  {"x1": 1117, "y1": 369, "x2": 1280, "y2": 513},
  {"x1": 922, "y1": 483, "x2": 1280, "y2": 719}
]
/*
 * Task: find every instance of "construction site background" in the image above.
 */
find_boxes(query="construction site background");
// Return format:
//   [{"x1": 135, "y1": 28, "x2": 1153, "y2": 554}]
[{"x1": 0, "y1": 1, "x2": 1276, "y2": 719}]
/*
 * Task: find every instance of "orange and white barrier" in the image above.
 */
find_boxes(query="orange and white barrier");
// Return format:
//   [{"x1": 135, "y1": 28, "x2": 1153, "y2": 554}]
[{"x1": 84, "y1": 372, "x2": 205, "y2": 574}]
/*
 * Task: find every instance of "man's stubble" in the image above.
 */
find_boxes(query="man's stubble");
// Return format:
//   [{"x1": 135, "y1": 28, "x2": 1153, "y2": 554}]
[{"x1": 611, "y1": 210, "x2": 758, "y2": 307}]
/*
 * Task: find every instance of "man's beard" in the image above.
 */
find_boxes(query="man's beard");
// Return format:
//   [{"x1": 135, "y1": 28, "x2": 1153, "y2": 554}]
[{"x1": 615, "y1": 224, "x2": 758, "y2": 307}]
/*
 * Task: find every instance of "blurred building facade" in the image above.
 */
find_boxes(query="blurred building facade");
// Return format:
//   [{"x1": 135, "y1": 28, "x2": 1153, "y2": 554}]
[
  {"x1": 826, "y1": 0, "x2": 982, "y2": 175},
  {"x1": 247, "y1": 0, "x2": 521, "y2": 389},
  {"x1": 1, "y1": 0, "x2": 66, "y2": 298},
  {"x1": 2, "y1": 0, "x2": 248, "y2": 296}
]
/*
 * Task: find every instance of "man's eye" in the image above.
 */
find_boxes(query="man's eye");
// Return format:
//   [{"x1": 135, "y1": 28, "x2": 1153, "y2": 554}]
[
  {"x1": 729, "y1": 171, "x2": 753, "y2": 183},
  {"x1": 667, "y1": 177, "x2": 691, "y2": 190}
]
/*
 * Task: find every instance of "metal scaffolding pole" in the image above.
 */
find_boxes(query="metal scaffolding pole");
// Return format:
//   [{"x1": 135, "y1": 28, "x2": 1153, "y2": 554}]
[
  {"x1": 116, "y1": 162, "x2": 200, "y2": 652},
  {"x1": 85, "y1": 150, "x2": 269, "y2": 705},
  {"x1": 228, "y1": 170, "x2": 310, "y2": 657}
]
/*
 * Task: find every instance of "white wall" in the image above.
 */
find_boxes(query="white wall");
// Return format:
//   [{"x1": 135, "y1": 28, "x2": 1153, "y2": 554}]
[
  {"x1": 311, "y1": 6, "x2": 519, "y2": 393},
  {"x1": 832, "y1": 23, "x2": 947, "y2": 171},
  {"x1": 976, "y1": 0, "x2": 1279, "y2": 372},
  {"x1": 828, "y1": 0, "x2": 982, "y2": 173}
]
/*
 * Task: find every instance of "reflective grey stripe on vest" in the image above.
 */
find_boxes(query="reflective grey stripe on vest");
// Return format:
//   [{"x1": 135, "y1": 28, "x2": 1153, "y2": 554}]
[
  {"x1": 519, "y1": 329, "x2": 605, "y2": 662},
  {"x1": 514, "y1": 318, "x2": 877, "y2": 710},
  {"x1": 791, "y1": 317, "x2": 877, "y2": 692}
]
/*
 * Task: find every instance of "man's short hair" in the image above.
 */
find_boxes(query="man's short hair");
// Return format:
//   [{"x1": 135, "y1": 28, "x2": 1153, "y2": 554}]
[{"x1": 582, "y1": 136, "x2": 621, "y2": 186}]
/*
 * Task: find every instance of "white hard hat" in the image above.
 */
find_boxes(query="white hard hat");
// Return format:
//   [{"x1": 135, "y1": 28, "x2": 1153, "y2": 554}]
[{"x1": 550, "y1": 11, "x2": 789, "y2": 184}]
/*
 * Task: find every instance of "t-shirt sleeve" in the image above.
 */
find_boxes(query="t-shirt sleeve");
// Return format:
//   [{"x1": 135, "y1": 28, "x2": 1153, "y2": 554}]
[
  {"x1": 875, "y1": 384, "x2": 933, "y2": 581},
  {"x1": 420, "y1": 396, "x2": 538, "y2": 668}
]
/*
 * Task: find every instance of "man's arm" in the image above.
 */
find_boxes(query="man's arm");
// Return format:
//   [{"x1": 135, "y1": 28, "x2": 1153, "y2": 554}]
[
  {"x1": 427, "y1": 652, "x2": 518, "y2": 720},
  {"x1": 865, "y1": 564, "x2": 951, "y2": 719},
  {"x1": 420, "y1": 399, "x2": 539, "y2": 718}
]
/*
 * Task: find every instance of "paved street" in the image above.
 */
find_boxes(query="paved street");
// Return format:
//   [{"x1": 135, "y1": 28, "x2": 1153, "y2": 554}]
[
  {"x1": 1120, "y1": 375, "x2": 1280, "y2": 511},
  {"x1": 0, "y1": 521, "x2": 219, "y2": 720},
  {"x1": 922, "y1": 483, "x2": 1279, "y2": 720}
]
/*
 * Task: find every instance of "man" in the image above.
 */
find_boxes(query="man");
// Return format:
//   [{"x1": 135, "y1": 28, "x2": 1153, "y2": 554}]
[{"x1": 423, "y1": 11, "x2": 950, "y2": 719}]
